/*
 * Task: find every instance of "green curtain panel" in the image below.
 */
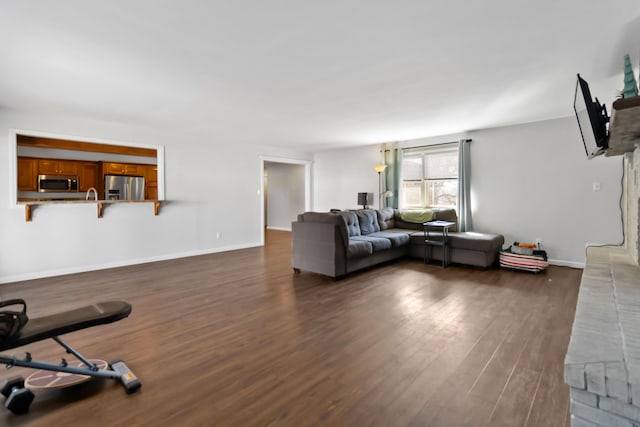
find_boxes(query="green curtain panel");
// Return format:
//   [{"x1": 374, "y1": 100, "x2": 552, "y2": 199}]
[
  {"x1": 457, "y1": 139, "x2": 472, "y2": 231},
  {"x1": 383, "y1": 148, "x2": 401, "y2": 209}
]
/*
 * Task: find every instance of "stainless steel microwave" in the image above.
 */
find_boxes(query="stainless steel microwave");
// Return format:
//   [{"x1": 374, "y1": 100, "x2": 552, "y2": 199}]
[{"x1": 37, "y1": 175, "x2": 79, "y2": 192}]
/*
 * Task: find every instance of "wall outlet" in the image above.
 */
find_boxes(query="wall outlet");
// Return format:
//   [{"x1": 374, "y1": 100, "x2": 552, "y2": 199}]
[
  {"x1": 592, "y1": 182, "x2": 601, "y2": 191},
  {"x1": 535, "y1": 238, "x2": 542, "y2": 248},
  {"x1": 216, "y1": 232, "x2": 221, "y2": 240}
]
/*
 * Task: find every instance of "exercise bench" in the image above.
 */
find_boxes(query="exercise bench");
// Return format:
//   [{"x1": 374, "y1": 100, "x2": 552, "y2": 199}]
[{"x1": 0, "y1": 300, "x2": 141, "y2": 414}]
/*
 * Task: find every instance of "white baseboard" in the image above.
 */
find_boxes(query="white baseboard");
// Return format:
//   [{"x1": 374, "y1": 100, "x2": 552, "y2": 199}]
[
  {"x1": 266, "y1": 226, "x2": 291, "y2": 232},
  {"x1": 549, "y1": 243, "x2": 627, "y2": 270},
  {"x1": 548, "y1": 259, "x2": 584, "y2": 269},
  {"x1": 0, "y1": 241, "x2": 262, "y2": 284}
]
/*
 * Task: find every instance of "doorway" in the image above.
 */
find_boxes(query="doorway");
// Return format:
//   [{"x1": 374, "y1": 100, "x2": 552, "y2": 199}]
[{"x1": 260, "y1": 157, "x2": 312, "y2": 246}]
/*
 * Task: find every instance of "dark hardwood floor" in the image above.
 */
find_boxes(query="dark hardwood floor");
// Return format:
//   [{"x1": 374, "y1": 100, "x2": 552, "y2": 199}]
[{"x1": 0, "y1": 230, "x2": 580, "y2": 426}]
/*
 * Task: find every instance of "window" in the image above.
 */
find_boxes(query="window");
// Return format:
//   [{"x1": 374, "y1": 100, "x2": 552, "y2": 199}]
[{"x1": 400, "y1": 145, "x2": 459, "y2": 209}]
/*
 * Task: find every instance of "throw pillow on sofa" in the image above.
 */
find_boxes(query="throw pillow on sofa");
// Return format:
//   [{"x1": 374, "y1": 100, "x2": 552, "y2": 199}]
[
  {"x1": 354, "y1": 209, "x2": 380, "y2": 235},
  {"x1": 335, "y1": 211, "x2": 361, "y2": 237},
  {"x1": 376, "y1": 207, "x2": 395, "y2": 230}
]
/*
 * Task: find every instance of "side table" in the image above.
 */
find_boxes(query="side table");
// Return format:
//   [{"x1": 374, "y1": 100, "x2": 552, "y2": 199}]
[{"x1": 423, "y1": 220, "x2": 456, "y2": 268}]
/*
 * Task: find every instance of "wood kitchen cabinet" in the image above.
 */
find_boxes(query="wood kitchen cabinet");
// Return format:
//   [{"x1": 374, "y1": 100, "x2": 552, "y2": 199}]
[
  {"x1": 19, "y1": 157, "x2": 97, "y2": 192},
  {"x1": 102, "y1": 162, "x2": 142, "y2": 176},
  {"x1": 78, "y1": 161, "x2": 99, "y2": 192},
  {"x1": 143, "y1": 165, "x2": 158, "y2": 200},
  {"x1": 17, "y1": 157, "x2": 38, "y2": 191},
  {"x1": 16, "y1": 157, "x2": 159, "y2": 199},
  {"x1": 38, "y1": 159, "x2": 78, "y2": 175}
]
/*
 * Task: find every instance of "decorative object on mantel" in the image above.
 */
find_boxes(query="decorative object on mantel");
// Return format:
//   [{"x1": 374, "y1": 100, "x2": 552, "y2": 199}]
[
  {"x1": 601, "y1": 55, "x2": 640, "y2": 155},
  {"x1": 607, "y1": 95, "x2": 640, "y2": 155},
  {"x1": 623, "y1": 54, "x2": 639, "y2": 98}
]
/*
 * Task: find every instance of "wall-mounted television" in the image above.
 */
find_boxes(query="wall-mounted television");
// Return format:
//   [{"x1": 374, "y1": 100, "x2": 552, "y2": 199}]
[{"x1": 574, "y1": 74, "x2": 609, "y2": 159}]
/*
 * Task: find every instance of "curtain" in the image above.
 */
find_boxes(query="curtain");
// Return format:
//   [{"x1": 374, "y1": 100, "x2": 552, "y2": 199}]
[
  {"x1": 383, "y1": 148, "x2": 401, "y2": 208},
  {"x1": 457, "y1": 139, "x2": 472, "y2": 231}
]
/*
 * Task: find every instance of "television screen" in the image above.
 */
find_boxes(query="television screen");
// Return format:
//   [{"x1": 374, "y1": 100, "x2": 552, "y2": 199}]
[{"x1": 574, "y1": 74, "x2": 609, "y2": 159}]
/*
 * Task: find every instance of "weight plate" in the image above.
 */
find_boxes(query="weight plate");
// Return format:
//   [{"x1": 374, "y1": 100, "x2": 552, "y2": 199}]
[{"x1": 24, "y1": 359, "x2": 107, "y2": 389}]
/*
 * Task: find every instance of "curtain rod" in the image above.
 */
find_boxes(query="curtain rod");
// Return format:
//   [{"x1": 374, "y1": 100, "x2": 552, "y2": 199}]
[{"x1": 388, "y1": 139, "x2": 471, "y2": 152}]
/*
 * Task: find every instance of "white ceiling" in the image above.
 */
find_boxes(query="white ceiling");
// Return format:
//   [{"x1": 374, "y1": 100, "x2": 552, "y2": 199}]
[{"x1": 1, "y1": 1, "x2": 640, "y2": 151}]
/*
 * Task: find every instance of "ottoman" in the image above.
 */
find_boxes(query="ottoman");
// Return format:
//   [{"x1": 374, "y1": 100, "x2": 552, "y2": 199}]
[{"x1": 409, "y1": 231, "x2": 505, "y2": 268}]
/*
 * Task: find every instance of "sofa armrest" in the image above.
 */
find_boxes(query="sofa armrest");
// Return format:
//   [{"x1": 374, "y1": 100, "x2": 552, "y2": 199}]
[{"x1": 292, "y1": 221, "x2": 347, "y2": 277}]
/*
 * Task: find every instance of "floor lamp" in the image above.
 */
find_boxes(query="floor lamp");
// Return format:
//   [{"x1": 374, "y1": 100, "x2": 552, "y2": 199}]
[{"x1": 374, "y1": 164, "x2": 387, "y2": 208}]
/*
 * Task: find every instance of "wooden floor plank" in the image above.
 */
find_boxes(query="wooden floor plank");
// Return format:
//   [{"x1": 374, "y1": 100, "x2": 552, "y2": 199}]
[{"x1": 0, "y1": 230, "x2": 581, "y2": 426}]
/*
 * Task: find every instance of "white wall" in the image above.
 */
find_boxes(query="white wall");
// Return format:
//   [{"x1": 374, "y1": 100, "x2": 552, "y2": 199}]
[
  {"x1": 313, "y1": 116, "x2": 624, "y2": 267},
  {"x1": 3, "y1": 108, "x2": 624, "y2": 280},
  {"x1": 470, "y1": 117, "x2": 623, "y2": 266},
  {"x1": 0, "y1": 109, "x2": 311, "y2": 283},
  {"x1": 314, "y1": 145, "x2": 382, "y2": 211},
  {"x1": 265, "y1": 162, "x2": 305, "y2": 231}
]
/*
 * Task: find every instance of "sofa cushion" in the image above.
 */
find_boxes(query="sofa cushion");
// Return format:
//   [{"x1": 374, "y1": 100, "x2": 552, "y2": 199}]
[
  {"x1": 368, "y1": 231, "x2": 410, "y2": 247},
  {"x1": 299, "y1": 212, "x2": 349, "y2": 247},
  {"x1": 393, "y1": 208, "x2": 459, "y2": 232},
  {"x1": 394, "y1": 216, "x2": 422, "y2": 231},
  {"x1": 377, "y1": 208, "x2": 395, "y2": 230},
  {"x1": 351, "y1": 235, "x2": 392, "y2": 252},
  {"x1": 399, "y1": 210, "x2": 435, "y2": 223},
  {"x1": 355, "y1": 209, "x2": 380, "y2": 234},
  {"x1": 347, "y1": 239, "x2": 373, "y2": 258},
  {"x1": 394, "y1": 216, "x2": 425, "y2": 231},
  {"x1": 337, "y1": 211, "x2": 361, "y2": 237},
  {"x1": 433, "y1": 209, "x2": 459, "y2": 232}
]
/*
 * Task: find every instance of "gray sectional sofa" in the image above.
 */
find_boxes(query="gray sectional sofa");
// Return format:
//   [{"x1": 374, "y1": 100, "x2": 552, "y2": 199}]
[{"x1": 292, "y1": 207, "x2": 504, "y2": 278}]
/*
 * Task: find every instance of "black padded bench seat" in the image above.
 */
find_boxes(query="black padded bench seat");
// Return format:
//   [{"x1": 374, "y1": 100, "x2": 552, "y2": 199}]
[
  {"x1": 0, "y1": 300, "x2": 140, "y2": 414},
  {"x1": 0, "y1": 301, "x2": 131, "y2": 352}
]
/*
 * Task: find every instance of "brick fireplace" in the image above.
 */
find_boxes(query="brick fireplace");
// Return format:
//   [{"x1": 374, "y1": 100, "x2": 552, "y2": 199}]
[
  {"x1": 564, "y1": 146, "x2": 640, "y2": 426},
  {"x1": 623, "y1": 147, "x2": 640, "y2": 267}
]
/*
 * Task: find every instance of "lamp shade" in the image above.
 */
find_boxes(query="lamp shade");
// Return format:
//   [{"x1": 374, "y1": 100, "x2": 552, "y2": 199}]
[
  {"x1": 357, "y1": 192, "x2": 374, "y2": 207},
  {"x1": 373, "y1": 164, "x2": 387, "y2": 173}
]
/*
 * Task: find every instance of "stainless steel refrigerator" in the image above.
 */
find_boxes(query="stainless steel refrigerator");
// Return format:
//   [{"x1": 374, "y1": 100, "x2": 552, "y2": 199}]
[{"x1": 105, "y1": 175, "x2": 145, "y2": 200}]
